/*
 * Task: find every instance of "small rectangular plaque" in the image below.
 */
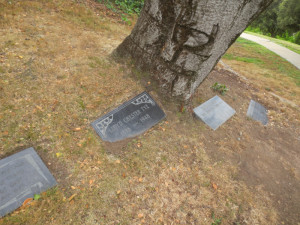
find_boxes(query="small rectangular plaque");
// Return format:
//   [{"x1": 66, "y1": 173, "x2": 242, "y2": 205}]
[
  {"x1": 91, "y1": 92, "x2": 166, "y2": 142},
  {"x1": 247, "y1": 100, "x2": 268, "y2": 125},
  {"x1": 0, "y1": 148, "x2": 57, "y2": 218},
  {"x1": 193, "y1": 95, "x2": 236, "y2": 130}
]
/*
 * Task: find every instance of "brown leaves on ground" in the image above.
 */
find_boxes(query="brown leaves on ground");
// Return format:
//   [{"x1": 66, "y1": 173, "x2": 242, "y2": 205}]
[
  {"x1": 2, "y1": 0, "x2": 298, "y2": 224},
  {"x1": 22, "y1": 198, "x2": 33, "y2": 207}
]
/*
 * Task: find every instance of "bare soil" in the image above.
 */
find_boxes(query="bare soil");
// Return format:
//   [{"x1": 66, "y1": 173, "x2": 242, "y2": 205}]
[
  {"x1": 192, "y1": 67, "x2": 300, "y2": 224},
  {"x1": 0, "y1": 0, "x2": 299, "y2": 224}
]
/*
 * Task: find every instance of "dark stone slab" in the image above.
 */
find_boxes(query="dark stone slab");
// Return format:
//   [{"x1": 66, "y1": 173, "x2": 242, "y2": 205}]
[
  {"x1": 193, "y1": 95, "x2": 236, "y2": 130},
  {"x1": 247, "y1": 100, "x2": 268, "y2": 125},
  {"x1": 0, "y1": 147, "x2": 57, "y2": 218},
  {"x1": 91, "y1": 92, "x2": 166, "y2": 142}
]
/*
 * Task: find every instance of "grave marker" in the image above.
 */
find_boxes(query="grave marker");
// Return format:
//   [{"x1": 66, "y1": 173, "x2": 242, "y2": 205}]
[
  {"x1": 92, "y1": 92, "x2": 166, "y2": 142},
  {"x1": 247, "y1": 100, "x2": 268, "y2": 125},
  {"x1": 193, "y1": 95, "x2": 236, "y2": 130},
  {"x1": 0, "y1": 147, "x2": 57, "y2": 218}
]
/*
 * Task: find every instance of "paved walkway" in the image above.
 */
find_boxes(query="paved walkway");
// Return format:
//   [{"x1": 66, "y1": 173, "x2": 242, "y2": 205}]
[{"x1": 240, "y1": 33, "x2": 300, "y2": 70}]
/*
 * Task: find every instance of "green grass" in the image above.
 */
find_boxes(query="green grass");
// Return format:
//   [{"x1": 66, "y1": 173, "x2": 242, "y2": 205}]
[
  {"x1": 244, "y1": 31, "x2": 300, "y2": 55},
  {"x1": 222, "y1": 54, "x2": 264, "y2": 64},
  {"x1": 224, "y1": 37, "x2": 300, "y2": 86}
]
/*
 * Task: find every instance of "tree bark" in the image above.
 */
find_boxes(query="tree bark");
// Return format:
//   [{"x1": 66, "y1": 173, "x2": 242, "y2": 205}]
[{"x1": 114, "y1": 0, "x2": 273, "y2": 102}]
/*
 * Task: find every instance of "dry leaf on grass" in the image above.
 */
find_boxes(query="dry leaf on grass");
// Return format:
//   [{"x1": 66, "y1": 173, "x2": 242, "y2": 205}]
[
  {"x1": 212, "y1": 182, "x2": 218, "y2": 190},
  {"x1": 68, "y1": 194, "x2": 77, "y2": 202},
  {"x1": 22, "y1": 198, "x2": 33, "y2": 206}
]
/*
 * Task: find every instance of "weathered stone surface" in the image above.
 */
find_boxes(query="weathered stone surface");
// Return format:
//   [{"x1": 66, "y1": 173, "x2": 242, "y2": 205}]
[
  {"x1": 91, "y1": 92, "x2": 166, "y2": 142},
  {"x1": 114, "y1": 0, "x2": 272, "y2": 102},
  {"x1": 0, "y1": 148, "x2": 57, "y2": 218},
  {"x1": 193, "y1": 95, "x2": 236, "y2": 130},
  {"x1": 247, "y1": 100, "x2": 268, "y2": 125}
]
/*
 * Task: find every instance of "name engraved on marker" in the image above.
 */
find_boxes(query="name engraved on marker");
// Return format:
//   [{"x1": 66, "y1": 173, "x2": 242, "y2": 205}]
[
  {"x1": 123, "y1": 109, "x2": 142, "y2": 123},
  {"x1": 91, "y1": 92, "x2": 166, "y2": 142}
]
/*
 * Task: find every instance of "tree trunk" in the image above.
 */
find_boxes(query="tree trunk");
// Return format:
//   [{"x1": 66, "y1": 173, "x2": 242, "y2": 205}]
[{"x1": 114, "y1": 0, "x2": 273, "y2": 102}]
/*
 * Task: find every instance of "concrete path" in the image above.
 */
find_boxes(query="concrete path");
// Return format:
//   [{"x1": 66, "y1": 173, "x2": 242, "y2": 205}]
[{"x1": 240, "y1": 33, "x2": 300, "y2": 70}]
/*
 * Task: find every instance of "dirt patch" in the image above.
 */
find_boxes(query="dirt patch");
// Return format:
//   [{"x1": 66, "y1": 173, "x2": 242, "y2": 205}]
[
  {"x1": 191, "y1": 67, "x2": 300, "y2": 224},
  {"x1": 0, "y1": 0, "x2": 299, "y2": 224}
]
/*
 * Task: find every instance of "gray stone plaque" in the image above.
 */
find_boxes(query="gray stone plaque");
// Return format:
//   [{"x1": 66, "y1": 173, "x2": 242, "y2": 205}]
[
  {"x1": 0, "y1": 148, "x2": 57, "y2": 218},
  {"x1": 247, "y1": 100, "x2": 268, "y2": 125},
  {"x1": 193, "y1": 95, "x2": 236, "y2": 130},
  {"x1": 91, "y1": 92, "x2": 166, "y2": 142}
]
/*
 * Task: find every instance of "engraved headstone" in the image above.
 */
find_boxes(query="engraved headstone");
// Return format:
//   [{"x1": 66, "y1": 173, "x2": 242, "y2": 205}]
[
  {"x1": 92, "y1": 92, "x2": 166, "y2": 142},
  {"x1": 0, "y1": 148, "x2": 57, "y2": 218},
  {"x1": 193, "y1": 95, "x2": 236, "y2": 130},
  {"x1": 247, "y1": 100, "x2": 268, "y2": 125}
]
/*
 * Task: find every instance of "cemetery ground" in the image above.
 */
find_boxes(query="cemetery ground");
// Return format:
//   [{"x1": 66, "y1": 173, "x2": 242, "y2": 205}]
[{"x1": 0, "y1": 1, "x2": 299, "y2": 224}]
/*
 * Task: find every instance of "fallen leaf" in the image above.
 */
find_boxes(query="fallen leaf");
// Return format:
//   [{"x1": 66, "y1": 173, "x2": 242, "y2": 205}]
[
  {"x1": 212, "y1": 183, "x2": 218, "y2": 190},
  {"x1": 89, "y1": 180, "x2": 94, "y2": 185},
  {"x1": 74, "y1": 127, "x2": 81, "y2": 131},
  {"x1": 56, "y1": 152, "x2": 62, "y2": 158},
  {"x1": 71, "y1": 186, "x2": 76, "y2": 190},
  {"x1": 138, "y1": 177, "x2": 143, "y2": 182},
  {"x1": 36, "y1": 105, "x2": 43, "y2": 111},
  {"x1": 117, "y1": 190, "x2": 121, "y2": 195},
  {"x1": 68, "y1": 194, "x2": 77, "y2": 201},
  {"x1": 138, "y1": 213, "x2": 144, "y2": 218},
  {"x1": 22, "y1": 198, "x2": 33, "y2": 206},
  {"x1": 115, "y1": 160, "x2": 120, "y2": 164}
]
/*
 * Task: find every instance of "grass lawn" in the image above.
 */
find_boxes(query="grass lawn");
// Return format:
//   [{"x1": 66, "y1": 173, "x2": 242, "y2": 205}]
[
  {"x1": 0, "y1": 1, "x2": 299, "y2": 224},
  {"x1": 223, "y1": 38, "x2": 300, "y2": 105},
  {"x1": 244, "y1": 31, "x2": 300, "y2": 55}
]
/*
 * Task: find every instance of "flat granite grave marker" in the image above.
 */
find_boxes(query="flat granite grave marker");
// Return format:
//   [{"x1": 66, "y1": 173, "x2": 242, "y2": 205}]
[
  {"x1": 92, "y1": 91, "x2": 166, "y2": 142},
  {"x1": 247, "y1": 100, "x2": 268, "y2": 125},
  {"x1": 193, "y1": 95, "x2": 236, "y2": 130},
  {"x1": 0, "y1": 147, "x2": 57, "y2": 218}
]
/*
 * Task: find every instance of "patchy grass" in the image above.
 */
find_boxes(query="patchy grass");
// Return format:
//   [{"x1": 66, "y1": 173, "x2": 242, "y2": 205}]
[
  {"x1": 245, "y1": 31, "x2": 300, "y2": 55},
  {"x1": 1, "y1": 0, "x2": 299, "y2": 224},
  {"x1": 223, "y1": 37, "x2": 300, "y2": 106},
  {"x1": 222, "y1": 53, "x2": 264, "y2": 65}
]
